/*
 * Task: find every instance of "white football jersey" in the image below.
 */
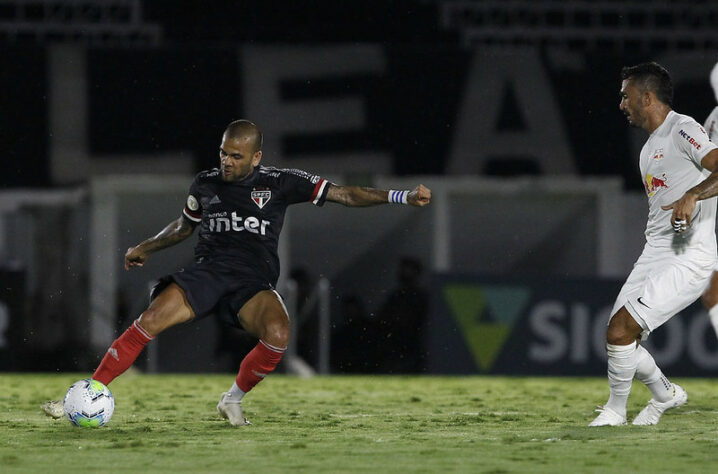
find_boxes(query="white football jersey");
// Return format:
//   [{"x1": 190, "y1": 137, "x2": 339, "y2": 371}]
[
  {"x1": 640, "y1": 111, "x2": 718, "y2": 250},
  {"x1": 705, "y1": 105, "x2": 718, "y2": 142}
]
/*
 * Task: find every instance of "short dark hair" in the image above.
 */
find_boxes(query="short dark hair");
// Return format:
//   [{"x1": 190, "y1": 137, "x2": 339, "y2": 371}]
[
  {"x1": 224, "y1": 119, "x2": 263, "y2": 152},
  {"x1": 621, "y1": 62, "x2": 673, "y2": 106}
]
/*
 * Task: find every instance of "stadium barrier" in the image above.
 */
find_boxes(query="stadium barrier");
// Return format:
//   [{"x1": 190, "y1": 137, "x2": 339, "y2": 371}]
[
  {"x1": 2, "y1": 175, "x2": 698, "y2": 374},
  {"x1": 429, "y1": 274, "x2": 718, "y2": 376}
]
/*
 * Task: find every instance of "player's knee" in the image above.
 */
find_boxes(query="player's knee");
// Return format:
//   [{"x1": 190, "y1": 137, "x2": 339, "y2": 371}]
[
  {"x1": 606, "y1": 313, "x2": 640, "y2": 345},
  {"x1": 262, "y1": 316, "x2": 290, "y2": 348},
  {"x1": 137, "y1": 309, "x2": 165, "y2": 337},
  {"x1": 605, "y1": 325, "x2": 627, "y2": 345}
]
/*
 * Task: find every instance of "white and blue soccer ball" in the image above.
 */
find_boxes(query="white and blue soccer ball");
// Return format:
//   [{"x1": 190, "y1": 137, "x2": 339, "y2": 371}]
[{"x1": 63, "y1": 379, "x2": 115, "y2": 427}]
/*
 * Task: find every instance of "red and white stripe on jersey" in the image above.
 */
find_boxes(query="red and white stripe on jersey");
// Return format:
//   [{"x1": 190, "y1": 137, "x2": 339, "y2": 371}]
[
  {"x1": 311, "y1": 178, "x2": 329, "y2": 205},
  {"x1": 183, "y1": 206, "x2": 202, "y2": 223}
]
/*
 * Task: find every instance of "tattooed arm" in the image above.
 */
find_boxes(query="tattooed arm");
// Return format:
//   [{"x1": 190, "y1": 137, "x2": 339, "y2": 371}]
[
  {"x1": 325, "y1": 184, "x2": 431, "y2": 207},
  {"x1": 124, "y1": 216, "x2": 197, "y2": 270}
]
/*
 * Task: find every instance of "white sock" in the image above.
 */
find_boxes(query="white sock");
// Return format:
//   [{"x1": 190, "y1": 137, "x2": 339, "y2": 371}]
[
  {"x1": 226, "y1": 382, "x2": 245, "y2": 403},
  {"x1": 709, "y1": 304, "x2": 718, "y2": 339},
  {"x1": 604, "y1": 342, "x2": 638, "y2": 417},
  {"x1": 634, "y1": 344, "x2": 672, "y2": 403}
]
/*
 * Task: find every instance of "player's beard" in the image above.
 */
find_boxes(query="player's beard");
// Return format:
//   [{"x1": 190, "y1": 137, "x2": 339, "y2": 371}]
[
  {"x1": 221, "y1": 165, "x2": 252, "y2": 182},
  {"x1": 625, "y1": 105, "x2": 644, "y2": 129}
]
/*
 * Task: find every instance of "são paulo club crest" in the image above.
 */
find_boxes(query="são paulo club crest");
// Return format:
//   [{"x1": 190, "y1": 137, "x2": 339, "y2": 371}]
[{"x1": 251, "y1": 187, "x2": 271, "y2": 209}]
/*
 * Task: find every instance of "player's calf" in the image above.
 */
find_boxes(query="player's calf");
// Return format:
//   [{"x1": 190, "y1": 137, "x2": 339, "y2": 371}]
[{"x1": 92, "y1": 320, "x2": 154, "y2": 386}]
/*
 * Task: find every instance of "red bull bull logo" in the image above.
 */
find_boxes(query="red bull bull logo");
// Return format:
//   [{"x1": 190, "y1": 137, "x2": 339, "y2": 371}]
[
  {"x1": 651, "y1": 148, "x2": 664, "y2": 161},
  {"x1": 644, "y1": 173, "x2": 669, "y2": 197}
]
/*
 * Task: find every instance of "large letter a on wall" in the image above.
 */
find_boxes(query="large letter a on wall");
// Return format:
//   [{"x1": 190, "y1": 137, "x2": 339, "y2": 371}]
[{"x1": 447, "y1": 47, "x2": 575, "y2": 175}]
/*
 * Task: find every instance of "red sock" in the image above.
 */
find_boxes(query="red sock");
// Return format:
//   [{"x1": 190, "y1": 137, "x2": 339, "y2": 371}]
[
  {"x1": 236, "y1": 340, "x2": 285, "y2": 393},
  {"x1": 92, "y1": 321, "x2": 154, "y2": 386}
]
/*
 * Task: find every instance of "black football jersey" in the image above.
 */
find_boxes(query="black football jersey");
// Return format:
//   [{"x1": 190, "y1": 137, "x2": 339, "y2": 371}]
[{"x1": 182, "y1": 165, "x2": 330, "y2": 284}]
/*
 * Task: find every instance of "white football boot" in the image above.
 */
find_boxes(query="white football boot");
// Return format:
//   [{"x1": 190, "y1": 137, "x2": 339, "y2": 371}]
[
  {"x1": 589, "y1": 406, "x2": 627, "y2": 427},
  {"x1": 632, "y1": 383, "x2": 687, "y2": 426},
  {"x1": 216, "y1": 392, "x2": 251, "y2": 426},
  {"x1": 41, "y1": 400, "x2": 64, "y2": 419}
]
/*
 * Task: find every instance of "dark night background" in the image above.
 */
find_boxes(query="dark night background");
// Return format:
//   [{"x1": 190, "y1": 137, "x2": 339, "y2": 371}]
[
  {"x1": 4, "y1": 0, "x2": 717, "y2": 190},
  {"x1": 2, "y1": 0, "x2": 718, "y2": 376}
]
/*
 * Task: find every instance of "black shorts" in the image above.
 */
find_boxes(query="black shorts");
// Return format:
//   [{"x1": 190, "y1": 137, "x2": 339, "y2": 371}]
[{"x1": 151, "y1": 259, "x2": 274, "y2": 329}]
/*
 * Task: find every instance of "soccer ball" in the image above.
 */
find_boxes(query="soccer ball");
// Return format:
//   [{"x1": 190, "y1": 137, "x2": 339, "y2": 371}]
[{"x1": 63, "y1": 379, "x2": 115, "y2": 427}]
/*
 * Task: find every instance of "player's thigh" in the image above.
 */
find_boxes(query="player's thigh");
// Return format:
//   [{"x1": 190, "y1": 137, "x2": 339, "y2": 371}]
[
  {"x1": 237, "y1": 290, "x2": 289, "y2": 338},
  {"x1": 627, "y1": 259, "x2": 711, "y2": 334},
  {"x1": 140, "y1": 282, "x2": 195, "y2": 335},
  {"x1": 610, "y1": 250, "x2": 655, "y2": 317}
]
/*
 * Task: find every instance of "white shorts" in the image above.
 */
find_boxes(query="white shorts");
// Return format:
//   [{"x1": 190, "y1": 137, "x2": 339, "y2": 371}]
[{"x1": 611, "y1": 246, "x2": 716, "y2": 339}]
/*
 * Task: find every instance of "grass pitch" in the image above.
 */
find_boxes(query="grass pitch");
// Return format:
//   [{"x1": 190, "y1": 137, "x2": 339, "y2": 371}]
[{"x1": 2, "y1": 374, "x2": 718, "y2": 473}]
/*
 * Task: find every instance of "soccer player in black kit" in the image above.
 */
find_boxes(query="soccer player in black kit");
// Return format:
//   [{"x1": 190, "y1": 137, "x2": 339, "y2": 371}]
[{"x1": 43, "y1": 119, "x2": 432, "y2": 426}]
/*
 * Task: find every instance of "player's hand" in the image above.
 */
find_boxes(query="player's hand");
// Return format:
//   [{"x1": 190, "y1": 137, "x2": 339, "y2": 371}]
[
  {"x1": 124, "y1": 246, "x2": 148, "y2": 270},
  {"x1": 661, "y1": 192, "x2": 698, "y2": 233},
  {"x1": 408, "y1": 184, "x2": 431, "y2": 207}
]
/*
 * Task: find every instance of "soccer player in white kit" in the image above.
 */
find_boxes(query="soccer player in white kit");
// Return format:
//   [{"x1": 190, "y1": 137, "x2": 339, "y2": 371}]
[
  {"x1": 590, "y1": 62, "x2": 718, "y2": 427},
  {"x1": 699, "y1": 61, "x2": 718, "y2": 333}
]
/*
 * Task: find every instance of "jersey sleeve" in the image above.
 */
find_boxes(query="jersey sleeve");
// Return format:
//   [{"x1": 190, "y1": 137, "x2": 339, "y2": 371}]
[
  {"x1": 675, "y1": 118, "x2": 718, "y2": 168},
  {"x1": 279, "y1": 168, "x2": 331, "y2": 206},
  {"x1": 182, "y1": 175, "x2": 203, "y2": 223}
]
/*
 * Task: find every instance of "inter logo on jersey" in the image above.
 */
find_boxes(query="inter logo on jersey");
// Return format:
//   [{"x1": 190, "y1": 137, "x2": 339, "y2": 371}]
[{"x1": 251, "y1": 187, "x2": 271, "y2": 209}]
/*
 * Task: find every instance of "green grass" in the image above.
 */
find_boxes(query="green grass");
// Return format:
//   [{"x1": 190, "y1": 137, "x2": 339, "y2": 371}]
[{"x1": 2, "y1": 374, "x2": 718, "y2": 473}]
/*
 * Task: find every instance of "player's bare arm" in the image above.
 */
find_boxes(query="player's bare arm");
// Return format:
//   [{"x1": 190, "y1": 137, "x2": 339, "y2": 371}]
[
  {"x1": 124, "y1": 216, "x2": 196, "y2": 270},
  {"x1": 662, "y1": 149, "x2": 718, "y2": 231},
  {"x1": 326, "y1": 184, "x2": 431, "y2": 207}
]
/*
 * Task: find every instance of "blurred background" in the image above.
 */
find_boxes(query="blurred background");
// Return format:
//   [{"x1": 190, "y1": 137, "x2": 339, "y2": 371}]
[{"x1": 2, "y1": 0, "x2": 718, "y2": 377}]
